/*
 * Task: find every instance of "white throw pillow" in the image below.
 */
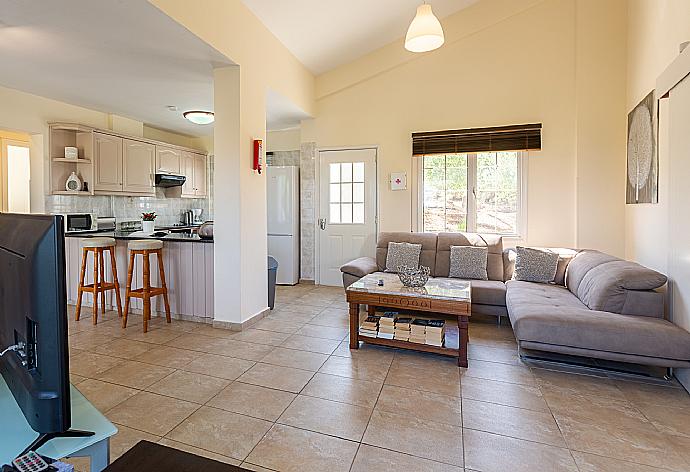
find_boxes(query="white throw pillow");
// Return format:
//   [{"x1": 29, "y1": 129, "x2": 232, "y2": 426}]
[
  {"x1": 385, "y1": 242, "x2": 422, "y2": 273},
  {"x1": 512, "y1": 246, "x2": 559, "y2": 283},
  {"x1": 449, "y1": 246, "x2": 488, "y2": 280}
]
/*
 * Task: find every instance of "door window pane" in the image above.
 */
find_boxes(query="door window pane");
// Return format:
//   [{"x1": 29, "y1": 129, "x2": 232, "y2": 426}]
[
  {"x1": 328, "y1": 161, "x2": 366, "y2": 225},
  {"x1": 353, "y1": 203, "x2": 365, "y2": 224},
  {"x1": 330, "y1": 203, "x2": 341, "y2": 223},
  {"x1": 341, "y1": 203, "x2": 353, "y2": 224},
  {"x1": 341, "y1": 183, "x2": 353, "y2": 203},
  {"x1": 353, "y1": 183, "x2": 364, "y2": 203},
  {"x1": 330, "y1": 183, "x2": 340, "y2": 202},
  {"x1": 353, "y1": 162, "x2": 365, "y2": 182},
  {"x1": 330, "y1": 163, "x2": 340, "y2": 183}
]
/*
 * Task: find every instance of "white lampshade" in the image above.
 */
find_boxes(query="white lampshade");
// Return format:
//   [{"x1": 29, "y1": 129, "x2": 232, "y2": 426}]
[
  {"x1": 405, "y1": 4, "x2": 445, "y2": 53},
  {"x1": 183, "y1": 110, "x2": 215, "y2": 125}
]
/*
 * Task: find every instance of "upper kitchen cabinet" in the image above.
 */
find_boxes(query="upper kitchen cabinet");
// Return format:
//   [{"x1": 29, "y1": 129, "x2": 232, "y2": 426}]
[
  {"x1": 93, "y1": 132, "x2": 123, "y2": 192},
  {"x1": 123, "y1": 139, "x2": 155, "y2": 194},
  {"x1": 156, "y1": 146, "x2": 181, "y2": 174},
  {"x1": 181, "y1": 151, "x2": 207, "y2": 198}
]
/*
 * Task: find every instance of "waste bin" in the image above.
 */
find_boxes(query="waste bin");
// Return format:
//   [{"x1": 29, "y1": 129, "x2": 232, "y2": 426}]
[{"x1": 267, "y1": 256, "x2": 279, "y2": 310}]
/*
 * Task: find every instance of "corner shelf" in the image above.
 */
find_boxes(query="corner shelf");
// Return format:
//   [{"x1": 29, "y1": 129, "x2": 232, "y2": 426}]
[
  {"x1": 52, "y1": 190, "x2": 92, "y2": 196},
  {"x1": 52, "y1": 157, "x2": 92, "y2": 164}
]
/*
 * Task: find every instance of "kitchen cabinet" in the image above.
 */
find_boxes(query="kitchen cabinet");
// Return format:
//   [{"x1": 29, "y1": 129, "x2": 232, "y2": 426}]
[
  {"x1": 181, "y1": 151, "x2": 207, "y2": 197},
  {"x1": 156, "y1": 146, "x2": 181, "y2": 174},
  {"x1": 93, "y1": 132, "x2": 123, "y2": 192},
  {"x1": 122, "y1": 139, "x2": 155, "y2": 194}
]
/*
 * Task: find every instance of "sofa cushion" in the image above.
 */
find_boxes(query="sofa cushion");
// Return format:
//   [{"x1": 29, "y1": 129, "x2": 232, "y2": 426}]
[
  {"x1": 512, "y1": 247, "x2": 559, "y2": 283},
  {"x1": 437, "y1": 277, "x2": 506, "y2": 306},
  {"x1": 340, "y1": 256, "x2": 378, "y2": 277},
  {"x1": 384, "y1": 242, "x2": 422, "y2": 273},
  {"x1": 565, "y1": 250, "x2": 619, "y2": 295},
  {"x1": 435, "y1": 233, "x2": 503, "y2": 281},
  {"x1": 504, "y1": 248, "x2": 578, "y2": 285},
  {"x1": 506, "y1": 280, "x2": 690, "y2": 361},
  {"x1": 576, "y1": 260, "x2": 667, "y2": 315},
  {"x1": 449, "y1": 246, "x2": 488, "y2": 280},
  {"x1": 377, "y1": 232, "x2": 437, "y2": 273}
]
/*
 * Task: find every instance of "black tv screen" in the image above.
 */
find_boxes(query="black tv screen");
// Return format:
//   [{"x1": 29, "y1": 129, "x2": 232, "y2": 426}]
[{"x1": 0, "y1": 213, "x2": 71, "y2": 434}]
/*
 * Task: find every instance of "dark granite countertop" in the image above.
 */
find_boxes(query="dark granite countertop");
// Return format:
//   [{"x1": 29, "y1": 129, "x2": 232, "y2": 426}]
[{"x1": 65, "y1": 229, "x2": 213, "y2": 243}]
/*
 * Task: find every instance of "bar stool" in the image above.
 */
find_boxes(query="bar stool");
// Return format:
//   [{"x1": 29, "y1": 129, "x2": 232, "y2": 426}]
[
  {"x1": 122, "y1": 239, "x2": 171, "y2": 332},
  {"x1": 75, "y1": 237, "x2": 122, "y2": 325}
]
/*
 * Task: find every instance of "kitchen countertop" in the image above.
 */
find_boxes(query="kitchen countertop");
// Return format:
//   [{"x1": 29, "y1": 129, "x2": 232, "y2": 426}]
[{"x1": 65, "y1": 229, "x2": 213, "y2": 243}]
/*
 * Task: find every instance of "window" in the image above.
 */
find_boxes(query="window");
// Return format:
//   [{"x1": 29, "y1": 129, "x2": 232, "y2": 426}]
[
  {"x1": 329, "y1": 162, "x2": 365, "y2": 224},
  {"x1": 418, "y1": 151, "x2": 526, "y2": 237}
]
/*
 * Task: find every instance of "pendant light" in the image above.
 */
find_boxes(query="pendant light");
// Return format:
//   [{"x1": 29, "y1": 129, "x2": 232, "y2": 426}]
[{"x1": 405, "y1": 3, "x2": 445, "y2": 53}]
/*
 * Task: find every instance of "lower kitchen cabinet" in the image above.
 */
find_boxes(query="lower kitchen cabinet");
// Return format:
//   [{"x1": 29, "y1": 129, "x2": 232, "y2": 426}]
[{"x1": 64, "y1": 238, "x2": 214, "y2": 321}]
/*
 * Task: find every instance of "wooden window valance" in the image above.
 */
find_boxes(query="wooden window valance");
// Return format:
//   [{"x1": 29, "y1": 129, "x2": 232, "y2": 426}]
[{"x1": 412, "y1": 123, "x2": 542, "y2": 155}]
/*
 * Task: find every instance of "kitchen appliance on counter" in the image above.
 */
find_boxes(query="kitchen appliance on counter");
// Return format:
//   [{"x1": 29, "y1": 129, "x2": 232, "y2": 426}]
[
  {"x1": 96, "y1": 217, "x2": 116, "y2": 232},
  {"x1": 154, "y1": 173, "x2": 186, "y2": 188},
  {"x1": 116, "y1": 219, "x2": 142, "y2": 233},
  {"x1": 267, "y1": 166, "x2": 299, "y2": 285},
  {"x1": 58, "y1": 213, "x2": 97, "y2": 233},
  {"x1": 181, "y1": 209, "x2": 204, "y2": 225}
]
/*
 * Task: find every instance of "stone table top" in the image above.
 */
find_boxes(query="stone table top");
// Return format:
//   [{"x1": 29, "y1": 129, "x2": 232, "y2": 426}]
[{"x1": 347, "y1": 272, "x2": 471, "y2": 302}]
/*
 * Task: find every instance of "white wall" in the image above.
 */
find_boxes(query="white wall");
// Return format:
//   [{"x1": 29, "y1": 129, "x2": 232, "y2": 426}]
[{"x1": 266, "y1": 128, "x2": 301, "y2": 152}]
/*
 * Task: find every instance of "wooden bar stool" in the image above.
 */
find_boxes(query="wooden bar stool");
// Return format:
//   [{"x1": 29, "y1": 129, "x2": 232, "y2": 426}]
[
  {"x1": 122, "y1": 239, "x2": 171, "y2": 332},
  {"x1": 75, "y1": 237, "x2": 123, "y2": 325}
]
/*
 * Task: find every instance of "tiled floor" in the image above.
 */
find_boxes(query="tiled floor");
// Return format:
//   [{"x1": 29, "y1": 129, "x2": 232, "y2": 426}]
[{"x1": 64, "y1": 284, "x2": 690, "y2": 472}]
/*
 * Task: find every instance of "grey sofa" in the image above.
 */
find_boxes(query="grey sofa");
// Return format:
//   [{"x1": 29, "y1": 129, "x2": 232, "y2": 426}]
[{"x1": 340, "y1": 231, "x2": 690, "y2": 368}]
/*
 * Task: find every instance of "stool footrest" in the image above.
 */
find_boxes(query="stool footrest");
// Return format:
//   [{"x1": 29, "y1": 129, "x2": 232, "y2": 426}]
[
  {"x1": 81, "y1": 282, "x2": 119, "y2": 292},
  {"x1": 127, "y1": 287, "x2": 167, "y2": 298}
]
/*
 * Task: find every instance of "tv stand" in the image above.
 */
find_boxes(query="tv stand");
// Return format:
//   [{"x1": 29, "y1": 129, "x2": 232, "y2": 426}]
[{"x1": 21, "y1": 430, "x2": 95, "y2": 456}]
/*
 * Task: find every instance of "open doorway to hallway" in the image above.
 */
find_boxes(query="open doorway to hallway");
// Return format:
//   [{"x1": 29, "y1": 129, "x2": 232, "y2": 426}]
[{"x1": 1, "y1": 131, "x2": 31, "y2": 213}]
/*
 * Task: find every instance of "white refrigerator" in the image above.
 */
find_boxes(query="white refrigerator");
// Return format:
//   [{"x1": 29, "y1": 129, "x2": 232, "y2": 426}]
[{"x1": 267, "y1": 166, "x2": 300, "y2": 285}]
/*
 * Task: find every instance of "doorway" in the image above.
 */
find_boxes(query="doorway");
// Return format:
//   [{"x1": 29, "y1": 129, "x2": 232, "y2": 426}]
[
  {"x1": 1, "y1": 136, "x2": 31, "y2": 213},
  {"x1": 318, "y1": 148, "x2": 377, "y2": 286}
]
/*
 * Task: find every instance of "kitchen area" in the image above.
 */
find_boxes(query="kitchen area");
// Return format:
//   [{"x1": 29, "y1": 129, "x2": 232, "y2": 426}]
[{"x1": 46, "y1": 122, "x2": 216, "y2": 322}]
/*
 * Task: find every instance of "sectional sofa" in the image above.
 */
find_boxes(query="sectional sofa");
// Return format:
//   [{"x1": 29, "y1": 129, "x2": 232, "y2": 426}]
[{"x1": 340, "y1": 232, "x2": 690, "y2": 368}]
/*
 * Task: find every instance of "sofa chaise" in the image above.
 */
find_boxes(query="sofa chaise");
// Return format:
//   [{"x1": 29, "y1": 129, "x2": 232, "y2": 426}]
[{"x1": 340, "y1": 231, "x2": 690, "y2": 368}]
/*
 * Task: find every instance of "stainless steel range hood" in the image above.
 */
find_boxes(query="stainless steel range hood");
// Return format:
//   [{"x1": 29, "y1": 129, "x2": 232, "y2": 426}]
[{"x1": 155, "y1": 173, "x2": 186, "y2": 188}]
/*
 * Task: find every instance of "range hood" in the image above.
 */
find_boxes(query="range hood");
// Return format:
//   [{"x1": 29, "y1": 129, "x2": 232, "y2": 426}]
[{"x1": 155, "y1": 173, "x2": 186, "y2": 188}]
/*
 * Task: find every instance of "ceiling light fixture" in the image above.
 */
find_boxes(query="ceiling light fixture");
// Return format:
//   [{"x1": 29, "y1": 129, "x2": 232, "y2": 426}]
[
  {"x1": 183, "y1": 110, "x2": 214, "y2": 125},
  {"x1": 405, "y1": 3, "x2": 445, "y2": 53}
]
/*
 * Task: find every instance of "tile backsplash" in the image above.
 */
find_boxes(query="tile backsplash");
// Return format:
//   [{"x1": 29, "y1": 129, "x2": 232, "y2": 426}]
[{"x1": 45, "y1": 188, "x2": 211, "y2": 226}]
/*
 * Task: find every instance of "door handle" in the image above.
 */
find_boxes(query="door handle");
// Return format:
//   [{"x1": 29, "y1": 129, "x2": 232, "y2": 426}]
[{"x1": 318, "y1": 218, "x2": 327, "y2": 230}]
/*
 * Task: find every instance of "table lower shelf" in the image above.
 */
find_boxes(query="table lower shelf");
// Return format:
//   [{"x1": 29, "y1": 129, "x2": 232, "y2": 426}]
[{"x1": 357, "y1": 334, "x2": 459, "y2": 357}]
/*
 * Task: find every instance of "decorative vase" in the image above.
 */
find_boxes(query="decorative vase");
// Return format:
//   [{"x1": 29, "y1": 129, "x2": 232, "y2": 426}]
[
  {"x1": 142, "y1": 220, "x2": 155, "y2": 233},
  {"x1": 65, "y1": 172, "x2": 82, "y2": 192}
]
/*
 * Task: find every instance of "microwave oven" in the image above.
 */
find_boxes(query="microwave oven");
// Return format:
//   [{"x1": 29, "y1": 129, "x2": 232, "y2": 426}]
[{"x1": 59, "y1": 213, "x2": 98, "y2": 233}]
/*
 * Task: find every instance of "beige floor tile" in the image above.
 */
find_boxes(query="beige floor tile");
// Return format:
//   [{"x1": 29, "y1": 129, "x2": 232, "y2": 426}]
[
  {"x1": 275, "y1": 304, "x2": 325, "y2": 316},
  {"x1": 267, "y1": 311, "x2": 317, "y2": 324},
  {"x1": 463, "y1": 398, "x2": 565, "y2": 447},
  {"x1": 166, "y1": 406, "x2": 272, "y2": 460},
  {"x1": 231, "y1": 329, "x2": 292, "y2": 346},
  {"x1": 293, "y1": 294, "x2": 333, "y2": 307},
  {"x1": 110, "y1": 424, "x2": 160, "y2": 461},
  {"x1": 331, "y1": 341, "x2": 396, "y2": 361},
  {"x1": 666, "y1": 434, "x2": 690, "y2": 466},
  {"x1": 96, "y1": 360, "x2": 175, "y2": 389},
  {"x1": 468, "y1": 343, "x2": 520, "y2": 364},
  {"x1": 280, "y1": 334, "x2": 341, "y2": 354},
  {"x1": 376, "y1": 384, "x2": 462, "y2": 426},
  {"x1": 146, "y1": 370, "x2": 230, "y2": 404},
  {"x1": 296, "y1": 324, "x2": 349, "y2": 340},
  {"x1": 385, "y1": 364, "x2": 461, "y2": 397},
  {"x1": 464, "y1": 428, "x2": 578, "y2": 472},
  {"x1": 463, "y1": 359, "x2": 537, "y2": 386},
  {"x1": 362, "y1": 410, "x2": 464, "y2": 467},
  {"x1": 635, "y1": 402, "x2": 690, "y2": 438},
  {"x1": 69, "y1": 351, "x2": 125, "y2": 378},
  {"x1": 246, "y1": 424, "x2": 359, "y2": 472},
  {"x1": 107, "y1": 391, "x2": 199, "y2": 436},
  {"x1": 93, "y1": 338, "x2": 154, "y2": 359},
  {"x1": 207, "y1": 382, "x2": 296, "y2": 421},
  {"x1": 239, "y1": 463, "x2": 277, "y2": 472},
  {"x1": 319, "y1": 355, "x2": 391, "y2": 383},
  {"x1": 158, "y1": 438, "x2": 242, "y2": 465},
  {"x1": 166, "y1": 333, "x2": 230, "y2": 353},
  {"x1": 616, "y1": 380, "x2": 690, "y2": 408},
  {"x1": 70, "y1": 373, "x2": 88, "y2": 385},
  {"x1": 181, "y1": 353, "x2": 255, "y2": 380},
  {"x1": 139, "y1": 345, "x2": 199, "y2": 369},
  {"x1": 190, "y1": 324, "x2": 240, "y2": 339},
  {"x1": 212, "y1": 339, "x2": 276, "y2": 361},
  {"x1": 69, "y1": 332, "x2": 114, "y2": 351},
  {"x1": 544, "y1": 390, "x2": 648, "y2": 427},
  {"x1": 277, "y1": 395, "x2": 372, "y2": 441},
  {"x1": 301, "y1": 373, "x2": 383, "y2": 408},
  {"x1": 461, "y1": 375, "x2": 549, "y2": 412},
  {"x1": 260, "y1": 347, "x2": 328, "y2": 371},
  {"x1": 253, "y1": 318, "x2": 305, "y2": 334},
  {"x1": 309, "y1": 311, "x2": 350, "y2": 329},
  {"x1": 237, "y1": 363, "x2": 314, "y2": 393},
  {"x1": 351, "y1": 444, "x2": 462, "y2": 472},
  {"x1": 75, "y1": 379, "x2": 138, "y2": 413},
  {"x1": 392, "y1": 350, "x2": 463, "y2": 373},
  {"x1": 534, "y1": 368, "x2": 625, "y2": 399},
  {"x1": 572, "y1": 451, "x2": 668, "y2": 472},
  {"x1": 122, "y1": 326, "x2": 183, "y2": 344}
]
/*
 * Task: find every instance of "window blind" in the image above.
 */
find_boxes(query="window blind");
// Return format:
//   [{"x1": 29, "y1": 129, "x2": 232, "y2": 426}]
[{"x1": 412, "y1": 123, "x2": 542, "y2": 155}]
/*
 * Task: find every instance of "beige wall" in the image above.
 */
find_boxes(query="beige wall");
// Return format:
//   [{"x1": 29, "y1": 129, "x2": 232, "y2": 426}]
[
  {"x1": 303, "y1": 0, "x2": 627, "y2": 254},
  {"x1": 625, "y1": 0, "x2": 690, "y2": 272},
  {"x1": 266, "y1": 128, "x2": 301, "y2": 152}
]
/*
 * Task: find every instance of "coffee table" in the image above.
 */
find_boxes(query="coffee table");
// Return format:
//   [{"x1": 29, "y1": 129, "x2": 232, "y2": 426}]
[{"x1": 346, "y1": 272, "x2": 471, "y2": 367}]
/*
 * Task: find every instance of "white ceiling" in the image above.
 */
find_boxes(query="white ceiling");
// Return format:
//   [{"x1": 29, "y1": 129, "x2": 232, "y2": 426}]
[
  {"x1": 0, "y1": 0, "x2": 232, "y2": 136},
  {"x1": 242, "y1": 0, "x2": 479, "y2": 75}
]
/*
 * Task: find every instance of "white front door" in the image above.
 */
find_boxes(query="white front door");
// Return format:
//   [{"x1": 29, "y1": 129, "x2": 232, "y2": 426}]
[{"x1": 318, "y1": 148, "x2": 377, "y2": 286}]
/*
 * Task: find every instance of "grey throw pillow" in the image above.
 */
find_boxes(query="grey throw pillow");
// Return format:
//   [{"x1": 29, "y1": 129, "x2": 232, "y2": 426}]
[
  {"x1": 513, "y1": 246, "x2": 559, "y2": 283},
  {"x1": 385, "y1": 242, "x2": 422, "y2": 273},
  {"x1": 449, "y1": 246, "x2": 488, "y2": 280}
]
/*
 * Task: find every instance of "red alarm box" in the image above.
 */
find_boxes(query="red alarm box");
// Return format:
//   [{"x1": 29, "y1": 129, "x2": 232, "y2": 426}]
[{"x1": 253, "y1": 139, "x2": 263, "y2": 174}]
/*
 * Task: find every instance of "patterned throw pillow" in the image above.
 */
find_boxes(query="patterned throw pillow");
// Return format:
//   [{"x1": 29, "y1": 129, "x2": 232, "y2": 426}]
[
  {"x1": 385, "y1": 242, "x2": 422, "y2": 273},
  {"x1": 513, "y1": 246, "x2": 559, "y2": 283},
  {"x1": 449, "y1": 246, "x2": 488, "y2": 280}
]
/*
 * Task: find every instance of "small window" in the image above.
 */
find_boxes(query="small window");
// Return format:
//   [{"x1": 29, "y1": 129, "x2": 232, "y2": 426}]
[
  {"x1": 329, "y1": 162, "x2": 365, "y2": 224},
  {"x1": 418, "y1": 151, "x2": 526, "y2": 237}
]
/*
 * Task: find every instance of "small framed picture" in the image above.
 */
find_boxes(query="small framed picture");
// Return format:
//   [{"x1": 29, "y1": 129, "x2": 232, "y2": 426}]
[{"x1": 390, "y1": 172, "x2": 407, "y2": 191}]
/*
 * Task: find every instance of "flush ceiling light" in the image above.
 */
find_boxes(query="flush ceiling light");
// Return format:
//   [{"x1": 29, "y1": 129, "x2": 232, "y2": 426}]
[
  {"x1": 405, "y1": 3, "x2": 445, "y2": 53},
  {"x1": 183, "y1": 110, "x2": 214, "y2": 125}
]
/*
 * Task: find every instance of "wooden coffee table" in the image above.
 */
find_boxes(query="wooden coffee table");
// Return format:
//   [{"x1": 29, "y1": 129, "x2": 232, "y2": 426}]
[{"x1": 346, "y1": 272, "x2": 471, "y2": 367}]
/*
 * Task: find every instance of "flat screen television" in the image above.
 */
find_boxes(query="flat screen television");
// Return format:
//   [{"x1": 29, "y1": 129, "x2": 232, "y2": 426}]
[{"x1": 0, "y1": 213, "x2": 92, "y2": 455}]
